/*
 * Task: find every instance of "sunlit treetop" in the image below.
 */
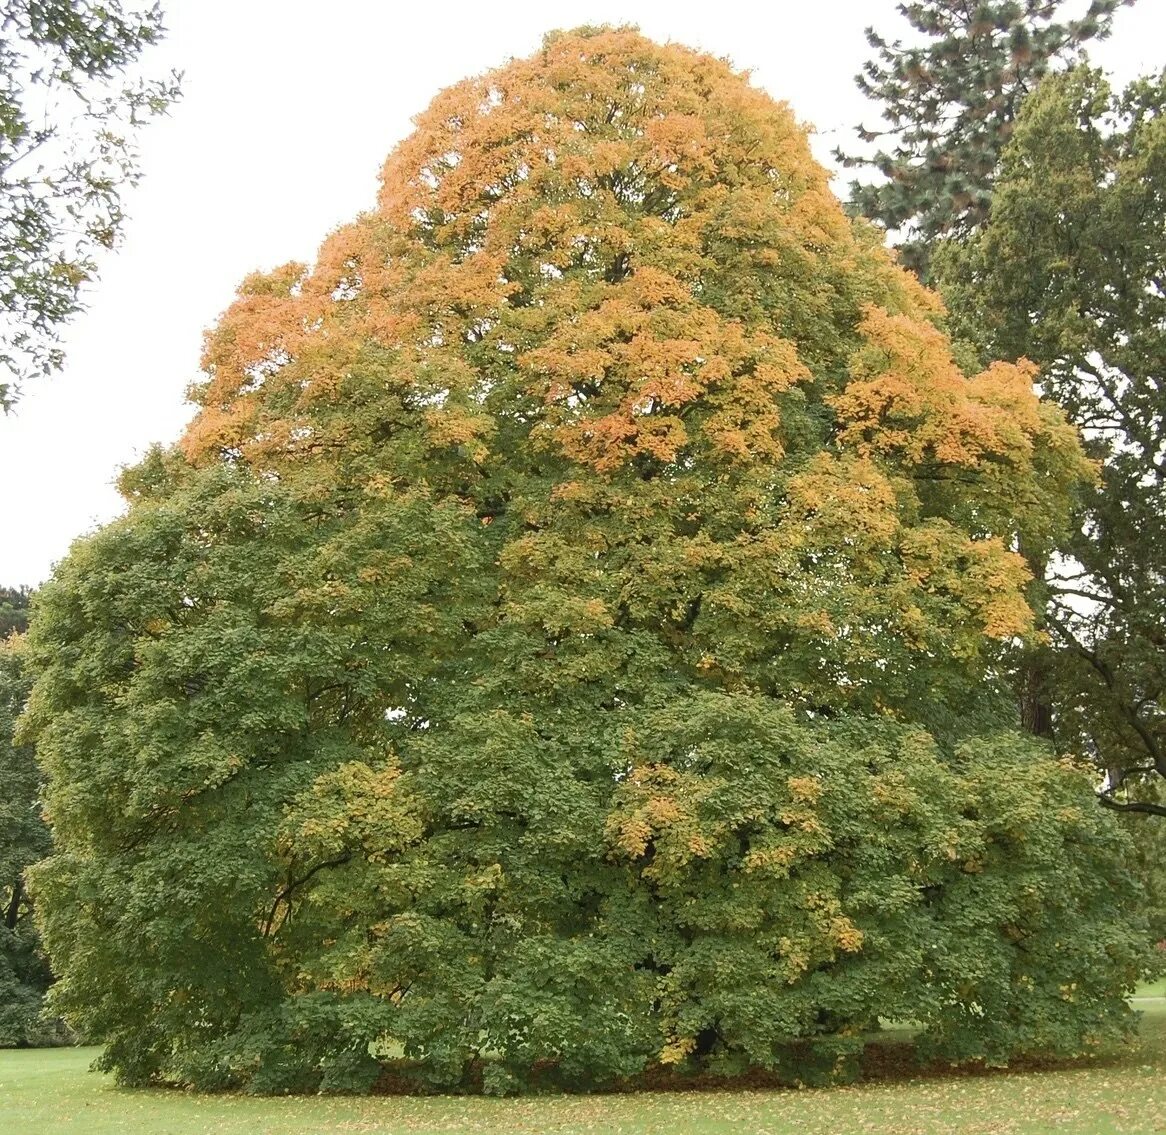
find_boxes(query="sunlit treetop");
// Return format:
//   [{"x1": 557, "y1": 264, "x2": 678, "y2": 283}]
[{"x1": 177, "y1": 27, "x2": 1087, "y2": 719}]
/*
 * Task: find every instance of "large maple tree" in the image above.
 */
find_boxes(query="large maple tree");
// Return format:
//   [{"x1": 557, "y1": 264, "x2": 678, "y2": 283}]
[{"x1": 22, "y1": 28, "x2": 1153, "y2": 1092}]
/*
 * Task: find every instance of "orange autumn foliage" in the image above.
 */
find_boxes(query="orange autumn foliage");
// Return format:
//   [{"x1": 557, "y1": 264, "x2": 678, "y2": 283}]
[{"x1": 181, "y1": 25, "x2": 1090, "y2": 713}]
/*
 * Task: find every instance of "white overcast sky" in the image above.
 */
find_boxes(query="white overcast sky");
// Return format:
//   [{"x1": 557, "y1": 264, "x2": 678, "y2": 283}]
[{"x1": 1, "y1": 0, "x2": 1163, "y2": 587}]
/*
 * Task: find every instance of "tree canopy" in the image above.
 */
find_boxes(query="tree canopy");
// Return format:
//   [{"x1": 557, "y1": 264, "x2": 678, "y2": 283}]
[
  {"x1": 22, "y1": 27, "x2": 1154, "y2": 1093},
  {"x1": 838, "y1": 0, "x2": 1134, "y2": 279},
  {"x1": 0, "y1": 0, "x2": 179, "y2": 408},
  {"x1": 936, "y1": 67, "x2": 1166, "y2": 815},
  {"x1": 1, "y1": 616, "x2": 62, "y2": 1047}
]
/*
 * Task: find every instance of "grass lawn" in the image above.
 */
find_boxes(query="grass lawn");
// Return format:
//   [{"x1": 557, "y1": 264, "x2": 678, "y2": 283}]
[
  {"x1": 3, "y1": 1005, "x2": 1166, "y2": 1135},
  {"x1": 1136, "y1": 976, "x2": 1166, "y2": 999}
]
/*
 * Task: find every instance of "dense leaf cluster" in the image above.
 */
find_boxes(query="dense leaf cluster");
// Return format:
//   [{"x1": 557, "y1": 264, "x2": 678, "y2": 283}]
[{"x1": 22, "y1": 28, "x2": 1154, "y2": 1092}]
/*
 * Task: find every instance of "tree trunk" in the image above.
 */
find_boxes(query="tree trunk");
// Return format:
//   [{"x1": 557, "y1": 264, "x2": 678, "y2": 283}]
[
  {"x1": 1019, "y1": 655, "x2": 1054, "y2": 738},
  {"x1": 1019, "y1": 544, "x2": 1054, "y2": 740},
  {"x1": 4, "y1": 875, "x2": 23, "y2": 930}
]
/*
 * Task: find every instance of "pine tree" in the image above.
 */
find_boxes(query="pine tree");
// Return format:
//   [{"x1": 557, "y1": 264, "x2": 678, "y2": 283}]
[{"x1": 838, "y1": 1, "x2": 1133, "y2": 280}]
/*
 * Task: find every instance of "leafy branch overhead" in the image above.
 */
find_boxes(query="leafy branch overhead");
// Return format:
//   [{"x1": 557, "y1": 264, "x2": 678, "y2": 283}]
[{"x1": 0, "y1": 0, "x2": 180, "y2": 409}]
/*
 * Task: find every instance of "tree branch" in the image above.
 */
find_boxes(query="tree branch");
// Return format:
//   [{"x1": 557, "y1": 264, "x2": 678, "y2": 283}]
[
  {"x1": 1098, "y1": 794, "x2": 1166, "y2": 818},
  {"x1": 262, "y1": 853, "x2": 352, "y2": 937}
]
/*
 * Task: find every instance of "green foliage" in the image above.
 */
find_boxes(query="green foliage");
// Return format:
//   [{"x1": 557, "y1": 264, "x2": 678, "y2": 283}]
[
  {"x1": 934, "y1": 68, "x2": 1166, "y2": 817},
  {"x1": 839, "y1": 0, "x2": 1133, "y2": 279},
  {"x1": 1119, "y1": 797, "x2": 1166, "y2": 944},
  {"x1": 0, "y1": 628, "x2": 64, "y2": 1047},
  {"x1": 0, "y1": 919, "x2": 57, "y2": 1049},
  {"x1": 0, "y1": 1, "x2": 180, "y2": 407},
  {"x1": 21, "y1": 29, "x2": 1156, "y2": 1094},
  {"x1": 0, "y1": 588, "x2": 32, "y2": 638}
]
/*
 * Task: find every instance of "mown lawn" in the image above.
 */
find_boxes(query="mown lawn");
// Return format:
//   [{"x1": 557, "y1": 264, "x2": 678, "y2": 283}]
[{"x1": 3, "y1": 1004, "x2": 1166, "y2": 1135}]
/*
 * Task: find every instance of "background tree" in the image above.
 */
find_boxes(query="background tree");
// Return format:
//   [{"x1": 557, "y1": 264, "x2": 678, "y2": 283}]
[
  {"x1": 841, "y1": 1, "x2": 1153, "y2": 753},
  {"x1": 0, "y1": 586, "x2": 32, "y2": 637},
  {"x1": 837, "y1": 0, "x2": 1134, "y2": 280},
  {"x1": 23, "y1": 28, "x2": 1154, "y2": 1094},
  {"x1": 0, "y1": 600, "x2": 62, "y2": 1047},
  {"x1": 936, "y1": 68, "x2": 1166, "y2": 815},
  {"x1": 0, "y1": 1, "x2": 180, "y2": 409}
]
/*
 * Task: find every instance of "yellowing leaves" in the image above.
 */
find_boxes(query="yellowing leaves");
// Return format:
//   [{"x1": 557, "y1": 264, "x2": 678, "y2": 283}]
[
  {"x1": 832, "y1": 917, "x2": 865, "y2": 954},
  {"x1": 787, "y1": 453, "x2": 900, "y2": 549},
  {"x1": 743, "y1": 844, "x2": 798, "y2": 874},
  {"x1": 642, "y1": 113, "x2": 715, "y2": 185},
  {"x1": 899, "y1": 522, "x2": 1034, "y2": 643},
  {"x1": 605, "y1": 764, "x2": 728, "y2": 880},
  {"x1": 659, "y1": 1035, "x2": 697, "y2": 1065},
  {"x1": 283, "y1": 759, "x2": 422, "y2": 861},
  {"x1": 788, "y1": 776, "x2": 822, "y2": 805},
  {"x1": 832, "y1": 306, "x2": 1089, "y2": 500},
  {"x1": 517, "y1": 274, "x2": 805, "y2": 472}
]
